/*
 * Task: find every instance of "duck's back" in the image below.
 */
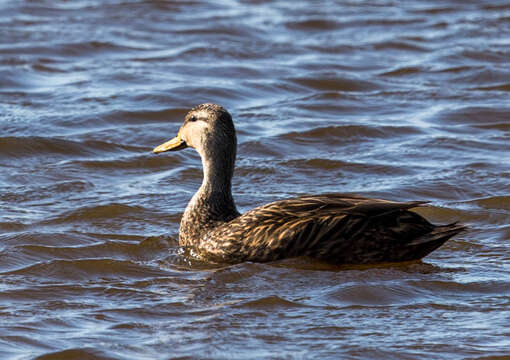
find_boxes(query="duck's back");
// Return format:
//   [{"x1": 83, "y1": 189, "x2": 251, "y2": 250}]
[{"x1": 195, "y1": 194, "x2": 465, "y2": 264}]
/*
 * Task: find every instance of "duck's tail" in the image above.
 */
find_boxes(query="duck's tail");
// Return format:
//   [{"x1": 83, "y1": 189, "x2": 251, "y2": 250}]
[{"x1": 407, "y1": 222, "x2": 467, "y2": 259}]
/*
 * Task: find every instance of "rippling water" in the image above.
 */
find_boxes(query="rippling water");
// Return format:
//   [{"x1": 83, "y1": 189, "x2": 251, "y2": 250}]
[{"x1": 1, "y1": 1, "x2": 510, "y2": 359}]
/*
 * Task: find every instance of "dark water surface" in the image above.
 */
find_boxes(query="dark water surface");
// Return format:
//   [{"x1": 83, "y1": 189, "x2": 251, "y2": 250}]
[{"x1": 1, "y1": 0, "x2": 510, "y2": 359}]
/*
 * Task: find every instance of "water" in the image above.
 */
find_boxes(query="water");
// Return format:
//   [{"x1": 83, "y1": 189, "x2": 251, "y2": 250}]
[{"x1": 1, "y1": 0, "x2": 510, "y2": 359}]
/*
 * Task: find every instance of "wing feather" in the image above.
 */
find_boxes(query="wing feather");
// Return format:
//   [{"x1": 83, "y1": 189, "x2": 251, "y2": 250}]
[{"x1": 200, "y1": 193, "x2": 436, "y2": 263}]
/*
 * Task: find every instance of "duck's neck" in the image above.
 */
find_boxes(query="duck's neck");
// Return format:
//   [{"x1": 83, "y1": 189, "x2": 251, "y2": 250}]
[{"x1": 179, "y1": 142, "x2": 239, "y2": 246}]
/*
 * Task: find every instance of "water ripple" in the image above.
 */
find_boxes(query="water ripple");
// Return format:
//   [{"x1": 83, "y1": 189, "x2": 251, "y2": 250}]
[{"x1": 1, "y1": 0, "x2": 509, "y2": 359}]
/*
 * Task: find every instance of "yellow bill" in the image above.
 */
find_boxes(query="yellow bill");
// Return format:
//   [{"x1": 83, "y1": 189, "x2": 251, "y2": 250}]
[{"x1": 153, "y1": 132, "x2": 187, "y2": 153}]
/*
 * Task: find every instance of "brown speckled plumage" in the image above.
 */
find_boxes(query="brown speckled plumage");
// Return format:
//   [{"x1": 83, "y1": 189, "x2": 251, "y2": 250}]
[{"x1": 153, "y1": 104, "x2": 465, "y2": 264}]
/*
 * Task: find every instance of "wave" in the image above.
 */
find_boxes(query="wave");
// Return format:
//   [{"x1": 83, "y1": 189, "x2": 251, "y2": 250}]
[
  {"x1": 2, "y1": 258, "x2": 173, "y2": 281},
  {"x1": 34, "y1": 348, "x2": 118, "y2": 360},
  {"x1": 0, "y1": 136, "x2": 129, "y2": 159},
  {"x1": 288, "y1": 76, "x2": 380, "y2": 92},
  {"x1": 279, "y1": 124, "x2": 421, "y2": 143}
]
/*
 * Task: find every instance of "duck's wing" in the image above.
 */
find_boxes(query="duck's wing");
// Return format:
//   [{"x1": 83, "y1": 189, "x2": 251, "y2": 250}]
[{"x1": 199, "y1": 193, "x2": 463, "y2": 264}]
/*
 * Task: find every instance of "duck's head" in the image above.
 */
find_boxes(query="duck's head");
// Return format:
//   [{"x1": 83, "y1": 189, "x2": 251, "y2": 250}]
[{"x1": 153, "y1": 103, "x2": 236, "y2": 158}]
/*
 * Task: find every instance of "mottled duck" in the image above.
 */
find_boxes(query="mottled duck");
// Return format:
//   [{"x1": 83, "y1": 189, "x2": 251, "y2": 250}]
[{"x1": 153, "y1": 103, "x2": 465, "y2": 264}]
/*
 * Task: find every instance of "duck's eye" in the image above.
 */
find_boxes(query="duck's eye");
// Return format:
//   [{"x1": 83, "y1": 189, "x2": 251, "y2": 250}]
[{"x1": 189, "y1": 115, "x2": 197, "y2": 122}]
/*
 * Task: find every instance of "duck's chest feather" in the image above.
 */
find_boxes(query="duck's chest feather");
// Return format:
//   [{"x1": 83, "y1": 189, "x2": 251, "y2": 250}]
[{"x1": 179, "y1": 187, "x2": 239, "y2": 247}]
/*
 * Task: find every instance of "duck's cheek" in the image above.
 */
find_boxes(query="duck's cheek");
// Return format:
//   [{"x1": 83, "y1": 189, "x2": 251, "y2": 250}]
[
  {"x1": 188, "y1": 124, "x2": 210, "y2": 148},
  {"x1": 179, "y1": 129, "x2": 195, "y2": 149},
  {"x1": 185, "y1": 133, "x2": 201, "y2": 149}
]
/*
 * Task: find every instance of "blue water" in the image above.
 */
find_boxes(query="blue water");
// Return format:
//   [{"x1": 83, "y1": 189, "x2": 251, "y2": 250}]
[{"x1": 1, "y1": 1, "x2": 510, "y2": 359}]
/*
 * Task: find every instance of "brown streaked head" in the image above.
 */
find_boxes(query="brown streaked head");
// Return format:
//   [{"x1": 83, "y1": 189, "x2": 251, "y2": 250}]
[{"x1": 153, "y1": 103, "x2": 235, "y2": 155}]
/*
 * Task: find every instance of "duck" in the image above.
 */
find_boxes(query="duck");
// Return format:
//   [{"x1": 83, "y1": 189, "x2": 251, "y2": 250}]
[{"x1": 153, "y1": 103, "x2": 465, "y2": 264}]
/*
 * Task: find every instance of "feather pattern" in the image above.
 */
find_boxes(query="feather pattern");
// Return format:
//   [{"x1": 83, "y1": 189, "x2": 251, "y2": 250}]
[
  {"x1": 153, "y1": 104, "x2": 466, "y2": 265},
  {"x1": 199, "y1": 194, "x2": 463, "y2": 263}
]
